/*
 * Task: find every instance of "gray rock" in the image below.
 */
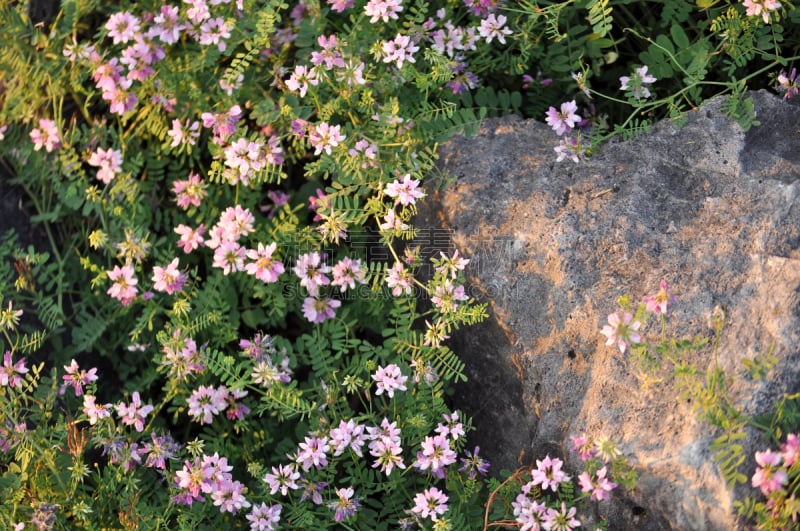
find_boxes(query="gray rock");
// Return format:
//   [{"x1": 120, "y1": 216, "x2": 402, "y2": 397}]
[{"x1": 419, "y1": 90, "x2": 800, "y2": 530}]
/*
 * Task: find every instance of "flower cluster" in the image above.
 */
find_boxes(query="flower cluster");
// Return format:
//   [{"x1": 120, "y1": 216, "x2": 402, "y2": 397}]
[{"x1": 174, "y1": 452, "x2": 251, "y2": 514}]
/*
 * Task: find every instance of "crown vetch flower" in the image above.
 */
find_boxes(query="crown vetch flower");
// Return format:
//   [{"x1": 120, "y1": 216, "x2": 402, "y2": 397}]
[
  {"x1": 245, "y1": 242, "x2": 285, "y2": 283},
  {"x1": 644, "y1": 279, "x2": 675, "y2": 314},
  {"x1": 62, "y1": 359, "x2": 99, "y2": 396},
  {"x1": 83, "y1": 395, "x2": 113, "y2": 425},
  {"x1": 600, "y1": 312, "x2": 642, "y2": 354},
  {"x1": 542, "y1": 502, "x2": 581, "y2": 531},
  {"x1": 459, "y1": 446, "x2": 490, "y2": 479},
  {"x1": 263, "y1": 463, "x2": 301, "y2": 496},
  {"x1": 777, "y1": 67, "x2": 798, "y2": 100},
  {"x1": 302, "y1": 296, "x2": 341, "y2": 323},
  {"x1": 620, "y1": 65, "x2": 657, "y2": 100},
  {"x1": 545, "y1": 101, "x2": 581, "y2": 136},
  {"x1": 1, "y1": 351, "x2": 28, "y2": 389},
  {"x1": 152, "y1": 258, "x2": 187, "y2": 294},
  {"x1": 578, "y1": 465, "x2": 618, "y2": 501},
  {"x1": 752, "y1": 449, "x2": 788, "y2": 495},
  {"x1": 530, "y1": 455, "x2": 570, "y2": 492},
  {"x1": 373, "y1": 363, "x2": 408, "y2": 398},
  {"x1": 384, "y1": 174, "x2": 426, "y2": 206},
  {"x1": 30, "y1": 119, "x2": 61, "y2": 152},
  {"x1": 106, "y1": 264, "x2": 138, "y2": 306},
  {"x1": 478, "y1": 13, "x2": 512, "y2": 44},
  {"x1": 116, "y1": 391, "x2": 154, "y2": 432},
  {"x1": 329, "y1": 487, "x2": 360, "y2": 522},
  {"x1": 247, "y1": 503, "x2": 282, "y2": 530},
  {"x1": 411, "y1": 487, "x2": 449, "y2": 521}
]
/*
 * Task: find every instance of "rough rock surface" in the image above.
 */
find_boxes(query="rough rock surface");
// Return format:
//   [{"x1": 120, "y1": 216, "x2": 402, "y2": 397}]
[{"x1": 419, "y1": 90, "x2": 800, "y2": 530}]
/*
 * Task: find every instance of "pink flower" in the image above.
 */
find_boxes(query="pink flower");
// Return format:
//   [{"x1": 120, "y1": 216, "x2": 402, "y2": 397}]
[
  {"x1": 366, "y1": 417, "x2": 403, "y2": 449},
  {"x1": 435, "y1": 250, "x2": 469, "y2": 279},
  {"x1": 152, "y1": 258, "x2": 187, "y2": 294},
  {"x1": 600, "y1": 312, "x2": 642, "y2": 354},
  {"x1": 301, "y1": 296, "x2": 341, "y2": 323},
  {"x1": 106, "y1": 264, "x2": 138, "y2": 306},
  {"x1": 379, "y1": 208, "x2": 409, "y2": 231},
  {"x1": 105, "y1": 11, "x2": 141, "y2": 45},
  {"x1": 103, "y1": 80, "x2": 138, "y2": 115},
  {"x1": 329, "y1": 419, "x2": 367, "y2": 457},
  {"x1": 311, "y1": 35, "x2": 346, "y2": 70},
  {"x1": 197, "y1": 17, "x2": 232, "y2": 52},
  {"x1": 217, "y1": 205, "x2": 255, "y2": 242},
  {"x1": 411, "y1": 487, "x2": 449, "y2": 521},
  {"x1": 185, "y1": 0, "x2": 211, "y2": 24},
  {"x1": 285, "y1": 64, "x2": 319, "y2": 97},
  {"x1": 530, "y1": 455, "x2": 570, "y2": 492},
  {"x1": 246, "y1": 503, "x2": 282, "y2": 530},
  {"x1": 620, "y1": 65, "x2": 657, "y2": 100},
  {"x1": 186, "y1": 385, "x2": 228, "y2": 424},
  {"x1": 62, "y1": 359, "x2": 98, "y2": 396},
  {"x1": 213, "y1": 241, "x2": 246, "y2": 275},
  {"x1": 578, "y1": 465, "x2": 618, "y2": 501},
  {"x1": 117, "y1": 391, "x2": 154, "y2": 432},
  {"x1": 373, "y1": 364, "x2": 408, "y2": 398},
  {"x1": 385, "y1": 262, "x2": 414, "y2": 296},
  {"x1": 512, "y1": 494, "x2": 546, "y2": 530},
  {"x1": 384, "y1": 174, "x2": 425, "y2": 206},
  {"x1": 1, "y1": 351, "x2": 28, "y2": 389},
  {"x1": 478, "y1": 13, "x2": 512, "y2": 44},
  {"x1": 160, "y1": 329, "x2": 204, "y2": 380},
  {"x1": 743, "y1": 0, "x2": 781, "y2": 23},
  {"x1": 83, "y1": 395, "x2": 112, "y2": 425},
  {"x1": 172, "y1": 173, "x2": 208, "y2": 209},
  {"x1": 329, "y1": 487, "x2": 360, "y2": 522},
  {"x1": 328, "y1": 0, "x2": 354, "y2": 11},
  {"x1": 369, "y1": 437, "x2": 406, "y2": 476},
  {"x1": 542, "y1": 502, "x2": 581, "y2": 530},
  {"x1": 381, "y1": 34, "x2": 419, "y2": 69},
  {"x1": 295, "y1": 436, "x2": 330, "y2": 471},
  {"x1": 149, "y1": 5, "x2": 183, "y2": 44},
  {"x1": 431, "y1": 280, "x2": 468, "y2": 313},
  {"x1": 168, "y1": 119, "x2": 200, "y2": 148},
  {"x1": 174, "y1": 457, "x2": 212, "y2": 503},
  {"x1": 643, "y1": 279, "x2": 675, "y2": 314},
  {"x1": 309, "y1": 122, "x2": 345, "y2": 156},
  {"x1": 571, "y1": 433, "x2": 598, "y2": 461},
  {"x1": 212, "y1": 479, "x2": 251, "y2": 514},
  {"x1": 263, "y1": 464, "x2": 301, "y2": 496},
  {"x1": 413, "y1": 434, "x2": 457, "y2": 477},
  {"x1": 545, "y1": 101, "x2": 581, "y2": 136},
  {"x1": 30, "y1": 119, "x2": 61, "y2": 152},
  {"x1": 777, "y1": 67, "x2": 798, "y2": 100},
  {"x1": 554, "y1": 135, "x2": 586, "y2": 163},
  {"x1": 781, "y1": 433, "x2": 800, "y2": 467},
  {"x1": 331, "y1": 257, "x2": 366, "y2": 291},
  {"x1": 88, "y1": 147, "x2": 123, "y2": 184},
  {"x1": 752, "y1": 449, "x2": 788, "y2": 495},
  {"x1": 245, "y1": 242, "x2": 285, "y2": 283},
  {"x1": 174, "y1": 224, "x2": 205, "y2": 253},
  {"x1": 435, "y1": 411, "x2": 465, "y2": 441},
  {"x1": 364, "y1": 0, "x2": 403, "y2": 23},
  {"x1": 294, "y1": 252, "x2": 331, "y2": 296}
]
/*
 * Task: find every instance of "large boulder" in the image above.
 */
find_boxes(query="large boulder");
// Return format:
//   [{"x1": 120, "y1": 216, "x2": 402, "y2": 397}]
[{"x1": 419, "y1": 90, "x2": 800, "y2": 530}]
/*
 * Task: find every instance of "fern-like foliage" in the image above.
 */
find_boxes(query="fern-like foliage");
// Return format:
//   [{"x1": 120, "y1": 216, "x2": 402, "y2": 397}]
[
  {"x1": 587, "y1": 0, "x2": 613, "y2": 39},
  {"x1": 613, "y1": 118, "x2": 652, "y2": 140},
  {"x1": 721, "y1": 90, "x2": 760, "y2": 132},
  {"x1": 710, "y1": 430, "x2": 748, "y2": 489}
]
